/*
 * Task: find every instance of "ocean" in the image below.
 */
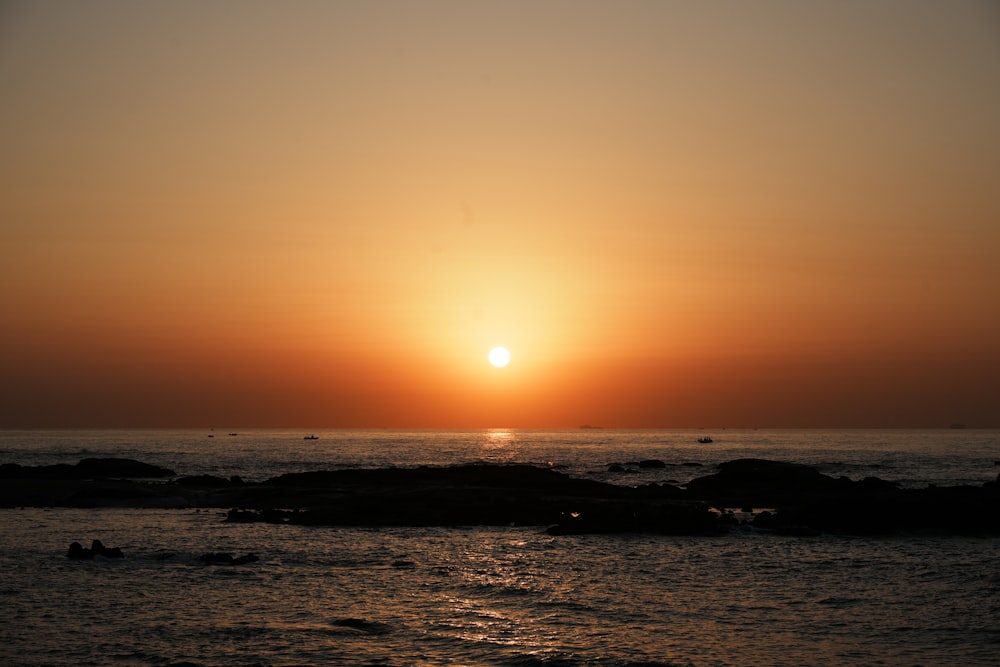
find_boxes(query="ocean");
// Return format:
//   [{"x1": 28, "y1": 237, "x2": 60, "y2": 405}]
[{"x1": 1, "y1": 429, "x2": 998, "y2": 666}]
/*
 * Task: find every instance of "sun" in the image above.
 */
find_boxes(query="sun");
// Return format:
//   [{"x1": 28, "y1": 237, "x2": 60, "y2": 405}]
[{"x1": 488, "y1": 346, "x2": 511, "y2": 368}]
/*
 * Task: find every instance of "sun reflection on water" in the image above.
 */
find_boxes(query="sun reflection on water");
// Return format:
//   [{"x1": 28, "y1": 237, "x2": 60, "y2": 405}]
[{"x1": 480, "y1": 429, "x2": 520, "y2": 463}]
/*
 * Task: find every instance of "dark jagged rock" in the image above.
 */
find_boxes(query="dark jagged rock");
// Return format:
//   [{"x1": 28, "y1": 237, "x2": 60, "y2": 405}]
[
  {"x1": 703, "y1": 459, "x2": 1000, "y2": 536},
  {"x1": 9, "y1": 457, "x2": 1000, "y2": 536},
  {"x1": 1, "y1": 458, "x2": 174, "y2": 480},
  {"x1": 76, "y1": 458, "x2": 175, "y2": 478},
  {"x1": 65, "y1": 483, "x2": 165, "y2": 508},
  {"x1": 67, "y1": 540, "x2": 124, "y2": 559},
  {"x1": 92, "y1": 540, "x2": 125, "y2": 558},
  {"x1": 760, "y1": 483, "x2": 1000, "y2": 535},
  {"x1": 685, "y1": 458, "x2": 843, "y2": 505},
  {"x1": 67, "y1": 542, "x2": 91, "y2": 559},
  {"x1": 0, "y1": 463, "x2": 24, "y2": 477}
]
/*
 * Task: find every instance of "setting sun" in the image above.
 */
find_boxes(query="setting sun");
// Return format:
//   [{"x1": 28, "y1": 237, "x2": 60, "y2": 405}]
[
  {"x1": 0, "y1": 2, "x2": 997, "y2": 429},
  {"x1": 488, "y1": 347, "x2": 511, "y2": 368}
]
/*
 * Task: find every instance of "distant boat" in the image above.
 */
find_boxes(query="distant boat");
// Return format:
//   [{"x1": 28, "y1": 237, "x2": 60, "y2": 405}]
[
  {"x1": 697, "y1": 437, "x2": 713, "y2": 444},
  {"x1": 304, "y1": 435, "x2": 319, "y2": 440}
]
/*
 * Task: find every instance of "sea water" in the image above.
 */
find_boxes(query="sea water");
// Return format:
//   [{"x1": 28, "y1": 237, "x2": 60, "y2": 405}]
[{"x1": 1, "y1": 429, "x2": 998, "y2": 666}]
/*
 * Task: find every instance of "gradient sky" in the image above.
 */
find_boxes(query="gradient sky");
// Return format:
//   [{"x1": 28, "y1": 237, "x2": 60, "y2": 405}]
[{"x1": 2, "y1": 1, "x2": 998, "y2": 428}]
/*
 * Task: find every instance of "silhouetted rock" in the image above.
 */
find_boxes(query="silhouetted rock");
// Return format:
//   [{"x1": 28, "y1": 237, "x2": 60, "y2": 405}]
[
  {"x1": 65, "y1": 483, "x2": 166, "y2": 508},
  {"x1": 67, "y1": 542, "x2": 91, "y2": 559},
  {"x1": 91, "y1": 539, "x2": 124, "y2": 558},
  {"x1": 67, "y1": 539, "x2": 124, "y2": 559},
  {"x1": 1, "y1": 458, "x2": 174, "y2": 480},
  {"x1": 76, "y1": 458, "x2": 175, "y2": 478},
  {"x1": 8, "y1": 457, "x2": 1000, "y2": 536},
  {"x1": 733, "y1": 463, "x2": 1000, "y2": 536},
  {"x1": 685, "y1": 458, "x2": 843, "y2": 505},
  {"x1": 0, "y1": 463, "x2": 24, "y2": 477}
]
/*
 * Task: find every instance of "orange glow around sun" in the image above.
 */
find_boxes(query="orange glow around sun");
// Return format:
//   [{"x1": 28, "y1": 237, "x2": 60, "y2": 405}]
[{"x1": 0, "y1": 2, "x2": 998, "y2": 428}]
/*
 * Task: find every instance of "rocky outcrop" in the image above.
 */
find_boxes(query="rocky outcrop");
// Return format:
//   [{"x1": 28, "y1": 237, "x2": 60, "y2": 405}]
[
  {"x1": 684, "y1": 458, "x2": 845, "y2": 505},
  {"x1": 8, "y1": 457, "x2": 1000, "y2": 536},
  {"x1": 224, "y1": 464, "x2": 641, "y2": 529},
  {"x1": 1, "y1": 458, "x2": 175, "y2": 479},
  {"x1": 684, "y1": 458, "x2": 1000, "y2": 536},
  {"x1": 752, "y1": 479, "x2": 1000, "y2": 535},
  {"x1": 67, "y1": 540, "x2": 125, "y2": 559}
]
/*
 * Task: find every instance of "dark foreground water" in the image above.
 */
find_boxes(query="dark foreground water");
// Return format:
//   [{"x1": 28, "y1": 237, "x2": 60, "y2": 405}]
[{"x1": 1, "y1": 429, "x2": 998, "y2": 666}]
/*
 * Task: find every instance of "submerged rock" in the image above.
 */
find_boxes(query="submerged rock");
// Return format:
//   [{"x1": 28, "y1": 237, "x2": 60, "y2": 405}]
[
  {"x1": 197, "y1": 552, "x2": 259, "y2": 565},
  {"x1": 332, "y1": 618, "x2": 391, "y2": 635},
  {"x1": 198, "y1": 552, "x2": 234, "y2": 564}
]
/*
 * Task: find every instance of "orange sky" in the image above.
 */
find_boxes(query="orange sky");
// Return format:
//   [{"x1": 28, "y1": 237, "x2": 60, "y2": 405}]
[{"x1": 1, "y1": 1, "x2": 998, "y2": 428}]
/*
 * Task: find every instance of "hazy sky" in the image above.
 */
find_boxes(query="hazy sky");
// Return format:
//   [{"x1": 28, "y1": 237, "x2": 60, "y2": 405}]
[{"x1": 2, "y1": 0, "x2": 998, "y2": 428}]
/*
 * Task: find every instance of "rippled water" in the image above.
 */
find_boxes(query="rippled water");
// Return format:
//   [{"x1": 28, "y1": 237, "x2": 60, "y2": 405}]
[
  {"x1": 1, "y1": 428, "x2": 997, "y2": 487},
  {"x1": 1, "y1": 509, "x2": 998, "y2": 666},
  {"x1": 1, "y1": 429, "x2": 999, "y2": 665}
]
